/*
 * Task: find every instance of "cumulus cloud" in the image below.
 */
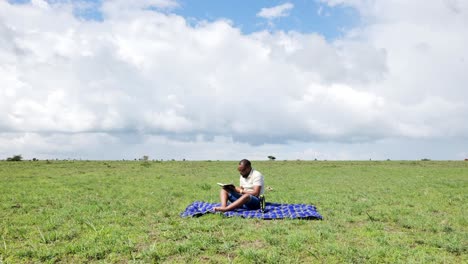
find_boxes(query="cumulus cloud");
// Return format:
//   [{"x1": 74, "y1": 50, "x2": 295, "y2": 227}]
[
  {"x1": 101, "y1": 0, "x2": 179, "y2": 18},
  {"x1": 257, "y1": 2, "x2": 294, "y2": 19},
  {"x1": 0, "y1": 0, "x2": 467, "y2": 159}
]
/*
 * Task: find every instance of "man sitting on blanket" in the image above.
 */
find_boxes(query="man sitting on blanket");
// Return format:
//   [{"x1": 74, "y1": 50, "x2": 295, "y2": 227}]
[{"x1": 213, "y1": 159, "x2": 264, "y2": 212}]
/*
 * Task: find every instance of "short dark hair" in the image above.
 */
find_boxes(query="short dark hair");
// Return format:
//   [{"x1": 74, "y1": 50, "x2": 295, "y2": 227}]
[{"x1": 239, "y1": 159, "x2": 251, "y2": 167}]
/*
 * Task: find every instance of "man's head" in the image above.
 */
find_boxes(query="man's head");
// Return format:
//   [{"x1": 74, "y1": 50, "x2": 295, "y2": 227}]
[{"x1": 238, "y1": 159, "x2": 252, "y2": 177}]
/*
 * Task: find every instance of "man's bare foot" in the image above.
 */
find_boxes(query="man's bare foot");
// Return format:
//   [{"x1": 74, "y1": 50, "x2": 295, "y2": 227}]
[{"x1": 213, "y1": 206, "x2": 228, "y2": 212}]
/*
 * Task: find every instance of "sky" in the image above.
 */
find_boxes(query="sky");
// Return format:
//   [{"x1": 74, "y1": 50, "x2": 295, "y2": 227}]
[{"x1": 1, "y1": 0, "x2": 467, "y2": 161}]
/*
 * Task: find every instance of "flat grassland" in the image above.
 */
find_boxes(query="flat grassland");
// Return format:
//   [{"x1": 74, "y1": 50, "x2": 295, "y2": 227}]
[{"x1": 0, "y1": 160, "x2": 466, "y2": 263}]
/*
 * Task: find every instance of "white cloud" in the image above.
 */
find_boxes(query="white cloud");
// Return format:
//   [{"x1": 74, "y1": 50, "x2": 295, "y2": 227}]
[
  {"x1": 101, "y1": 0, "x2": 179, "y2": 20},
  {"x1": 102, "y1": 0, "x2": 179, "y2": 12},
  {"x1": 257, "y1": 2, "x2": 294, "y2": 19},
  {"x1": 0, "y1": 0, "x2": 467, "y2": 160}
]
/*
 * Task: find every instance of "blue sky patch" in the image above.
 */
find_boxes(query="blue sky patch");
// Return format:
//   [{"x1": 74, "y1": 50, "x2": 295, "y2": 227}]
[{"x1": 175, "y1": 0, "x2": 359, "y2": 39}]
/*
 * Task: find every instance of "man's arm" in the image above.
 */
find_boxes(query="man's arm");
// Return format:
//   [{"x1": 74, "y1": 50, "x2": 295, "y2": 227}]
[{"x1": 240, "y1": 185, "x2": 261, "y2": 196}]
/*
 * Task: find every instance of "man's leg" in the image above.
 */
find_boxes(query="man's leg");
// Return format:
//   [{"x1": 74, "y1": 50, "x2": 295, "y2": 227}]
[
  {"x1": 219, "y1": 188, "x2": 229, "y2": 208},
  {"x1": 214, "y1": 193, "x2": 251, "y2": 212}
]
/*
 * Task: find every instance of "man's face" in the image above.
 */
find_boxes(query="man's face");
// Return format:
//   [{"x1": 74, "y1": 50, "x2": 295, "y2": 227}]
[{"x1": 238, "y1": 164, "x2": 251, "y2": 177}]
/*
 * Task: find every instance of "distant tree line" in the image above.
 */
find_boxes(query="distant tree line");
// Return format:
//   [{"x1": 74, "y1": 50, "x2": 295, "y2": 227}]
[{"x1": 6, "y1": 155, "x2": 23, "y2": 161}]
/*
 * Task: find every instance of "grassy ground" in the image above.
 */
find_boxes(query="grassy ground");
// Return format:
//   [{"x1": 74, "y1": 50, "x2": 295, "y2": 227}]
[{"x1": 0, "y1": 160, "x2": 466, "y2": 263}]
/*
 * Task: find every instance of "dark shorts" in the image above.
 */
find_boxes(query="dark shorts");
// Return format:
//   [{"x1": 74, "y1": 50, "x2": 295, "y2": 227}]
[{"x1": 228, "y1": 191, "x2": 261, "y2": 210}]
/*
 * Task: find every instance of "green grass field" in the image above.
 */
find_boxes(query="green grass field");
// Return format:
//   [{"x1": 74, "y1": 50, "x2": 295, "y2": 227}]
[{"x1": 0, "y1": 160, "x2": 467, "y2": 263}]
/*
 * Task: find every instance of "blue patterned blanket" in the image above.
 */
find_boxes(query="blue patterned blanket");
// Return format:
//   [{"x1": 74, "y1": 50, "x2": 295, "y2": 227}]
[{"x1": 181, "y1": 201, "x2": 323, "y2": 220}]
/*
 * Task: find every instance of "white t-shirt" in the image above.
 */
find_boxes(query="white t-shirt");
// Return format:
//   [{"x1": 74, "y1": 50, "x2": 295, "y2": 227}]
[{"x1": 239, "y1": 168, "x2": 264, "y2": 195}]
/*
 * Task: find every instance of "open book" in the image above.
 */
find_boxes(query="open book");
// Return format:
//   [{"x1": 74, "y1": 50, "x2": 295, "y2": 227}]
[{"x1": 217, "y1": 182, "x2": 235, "y2": 188}]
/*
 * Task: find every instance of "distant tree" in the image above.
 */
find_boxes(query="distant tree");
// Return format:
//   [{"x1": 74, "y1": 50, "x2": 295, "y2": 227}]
[
  {"x1": 267, "y1": 156, "x2": 276, "y2": 161},
  {"x1": 142, "y1": 155, "x2": 149, "y2": 161},
  {"x1": 6, "y1": 155, "x2": 23, "y2": 161}
]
